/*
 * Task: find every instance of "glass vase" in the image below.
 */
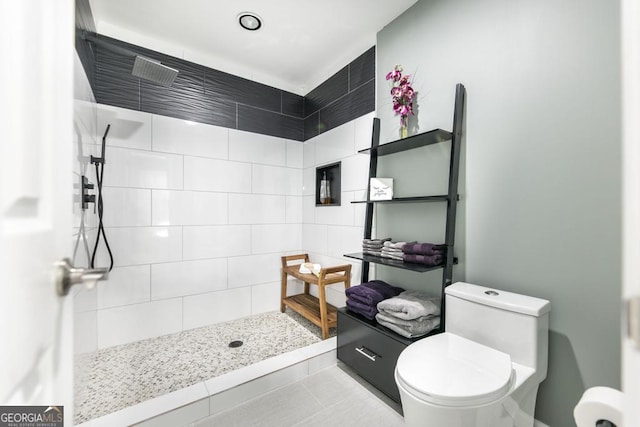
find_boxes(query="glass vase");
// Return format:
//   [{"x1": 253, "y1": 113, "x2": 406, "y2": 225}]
[{"x1": 400, "y1": 116, "x2": 408, "y2": 139}]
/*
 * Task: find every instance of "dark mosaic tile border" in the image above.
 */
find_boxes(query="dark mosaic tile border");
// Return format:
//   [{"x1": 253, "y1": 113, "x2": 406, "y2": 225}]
[
  {"x1": 75, "y1": 4, "x2": 374, "y2": 141},
  {"x1": 75, "y1": 0, "x2": 96, "y2": 89}
]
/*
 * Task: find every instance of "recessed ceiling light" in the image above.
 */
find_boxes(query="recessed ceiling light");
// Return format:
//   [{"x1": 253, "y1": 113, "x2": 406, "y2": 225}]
[{"x1": 238, "y1": 13, "x2": 262, "y2": 31}]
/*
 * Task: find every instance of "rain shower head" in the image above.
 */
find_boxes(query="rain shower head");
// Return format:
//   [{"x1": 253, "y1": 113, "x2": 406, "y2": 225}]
[
  {"x1": 82, "y1": 32, "x2": 179, "y2": 87},
  {"x1": 132, "y1": 56, "x2": 179, "y2": 87}
]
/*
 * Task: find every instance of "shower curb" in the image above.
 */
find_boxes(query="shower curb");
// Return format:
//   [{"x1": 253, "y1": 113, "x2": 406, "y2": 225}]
[{"x1": 75, "y1": 337, "x2": 337, "y2": 426}]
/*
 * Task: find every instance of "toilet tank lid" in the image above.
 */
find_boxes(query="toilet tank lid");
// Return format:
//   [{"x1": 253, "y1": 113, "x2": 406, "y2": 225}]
[{"x1": 445, "y1": 282, "x2": 551, "y2": 317}]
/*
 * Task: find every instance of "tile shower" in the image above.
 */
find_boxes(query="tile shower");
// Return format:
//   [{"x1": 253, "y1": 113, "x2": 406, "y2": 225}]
[
  {"x1": 73, "y1": 54, "x2": 375, "y2": 422},
  {"x1": 73, "y1": 2, "x2": 376, "y2": 421}
]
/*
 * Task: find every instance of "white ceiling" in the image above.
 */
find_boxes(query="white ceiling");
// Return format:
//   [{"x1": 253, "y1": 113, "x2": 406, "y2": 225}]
[{"x1": 88, "y1": 0, "x2": 419, "y2": 95}]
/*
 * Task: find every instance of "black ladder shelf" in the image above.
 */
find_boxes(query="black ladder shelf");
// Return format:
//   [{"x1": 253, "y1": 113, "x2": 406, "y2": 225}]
[{"x1": 337, "y1": 83, "x2": 466, "y2": 403}]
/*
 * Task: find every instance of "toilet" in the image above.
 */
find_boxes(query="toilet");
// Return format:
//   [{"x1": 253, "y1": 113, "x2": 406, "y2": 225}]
[{"x1": 394, "y1": 282, "x2": 551, "y2": 427}]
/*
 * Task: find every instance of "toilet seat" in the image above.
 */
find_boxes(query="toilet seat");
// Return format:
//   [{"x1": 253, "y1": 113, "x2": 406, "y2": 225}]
[{"x1": 395, "y1": 332, "x2": 514, "y2": 407}]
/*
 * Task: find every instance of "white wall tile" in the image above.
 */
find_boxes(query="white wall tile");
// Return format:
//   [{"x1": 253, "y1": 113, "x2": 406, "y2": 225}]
[
  {"x1": 286, "y1": 141, "x2": 303, "y2": 168},
  {"x1": 228, "y1": 194, "x2": 285, "y2": 224},
  {"x1": 353, "y1": 192, "x2": 368, "y2": 227},
  {"x1": 354, "y1": 111, "x2": 376, "y2": 152},
  {"x1": 302, "y1": 224, "x2": 328, "y2": 255},
  {"x1": 73, "y1": 284, "x2": 97, "y2": 312},
  {"x1": 102, "y1": 187, "x2": 151, "y2": 227},
  {"x1": 314, "y1": 122, "x2": 355, "y2": 165},
  {"x1": 252, "y1": 165, "x2": 302, "y2": 196},
  {"x1": 184, "y1": 156, "x2": 251, "y2": 193},
  {"x1": 252, "y1": 224, "x2": 302, "y2": 254},
  {"x1": 183, "y1": 225, "x2": 251, "y2": 259},
  {"x1": 151, "y1": 258, "x2": 228, "y2": 300},
  {"x1": 97, "y1": 299, "x2": 182, "y2": 348},
  {"x1": 72, "y1": 120, "x2": 96, "y2": 178},
  {"x1": 98, "y1": 265, "x2": 151, "y2": 309},
  {"x1": 341, "y1": 154, "x2": 370, "y2": 192},
  {"x1": 302, "y1": 196, "x2": 315, "y2": 224},
  {"x1": 105, "y1": 227, "x2": 182, "y2": 266},
  {"x1": 286, "y1": 196, "x2": 303, "y2": 223},
  {"x1": 229, "y1": 129, "x2": 286, "y2": 166},
  {"x1": 227, "y1": 253, "x2": 281, "y2": 288},
  {"x1": 302, "y1": 167, "x2": 315, "y2": 196},
  {"x1": 103, "y1": 147, "x2": 183, "y2": 190},
  {"x1": 314, "y1": 193, "x2": 354, "y2": 226},
  {"x1": 327, "y1": 225, "x2": 364, "y2": 259},
  {"x1": 97, "y1": 104, "x2": 152, "y2": 150},
  {"x1": 182, "y1": 288, "x2": 251, "y2": 330},
  {"x1": 326, "y1": 285, "x2": 348, "y2": 308},
  {"x1": 251, "y1": 282, "x2": 281, "y2": 314},
  {"x1": 303, "y1": 140, "x2": 315, "y2": 168},
  {"x1": 152, "y1": 114, "x2": 228, "y2": 159},
  {"x1": 74, "y1": 310, "x2": 97, "y2": 354},
  {"x1": 152, "y1": 190, "x2": 228, "y2": 226}
]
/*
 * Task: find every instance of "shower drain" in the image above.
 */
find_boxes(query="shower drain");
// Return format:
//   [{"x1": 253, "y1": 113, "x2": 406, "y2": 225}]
[{"x1": 228, "y1": 340, "x2": 243, "y2": 348}]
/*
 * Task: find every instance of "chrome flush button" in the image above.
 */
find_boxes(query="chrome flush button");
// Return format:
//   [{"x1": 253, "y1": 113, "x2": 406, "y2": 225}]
[{"x1": 485, "y1": 290, "x2": 499, "y2": 296}]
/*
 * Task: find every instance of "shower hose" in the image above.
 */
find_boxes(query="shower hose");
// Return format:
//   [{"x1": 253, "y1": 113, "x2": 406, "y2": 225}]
[{"x1": 90, "y1": 124, "x2": 114, "y2": 271}]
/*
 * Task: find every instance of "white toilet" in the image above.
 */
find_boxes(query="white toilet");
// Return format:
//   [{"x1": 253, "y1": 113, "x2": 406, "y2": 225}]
[{"x1": 394, "y1": 282, "x2": 551, "y2": 427}]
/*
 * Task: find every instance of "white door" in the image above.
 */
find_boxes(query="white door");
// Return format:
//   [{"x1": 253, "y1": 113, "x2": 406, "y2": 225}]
[
  {"x1": 0, "y1": 0, "x2": 75, "y2": 423},
  {"x1": 622, "y1": 0, "x2": 640, "y2": 424}
]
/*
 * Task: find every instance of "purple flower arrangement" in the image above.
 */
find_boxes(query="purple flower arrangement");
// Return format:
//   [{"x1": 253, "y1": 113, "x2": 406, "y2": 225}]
[{"x1": 385, "y1": 65, "x2": 415, "y2": 127}]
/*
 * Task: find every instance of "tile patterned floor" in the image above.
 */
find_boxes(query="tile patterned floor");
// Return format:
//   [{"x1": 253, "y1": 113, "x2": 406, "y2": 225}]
[
  {"x1": 74, "y1": 310, "x2": 333, "y2": 424},
  {"x1": 191, "y1": 363, "x2": 404, "y2": 427}
]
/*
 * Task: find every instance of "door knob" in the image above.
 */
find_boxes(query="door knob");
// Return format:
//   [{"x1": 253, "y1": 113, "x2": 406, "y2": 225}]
[{"x1": 54, "y1": 258, "x2": 109, "y2": 296}]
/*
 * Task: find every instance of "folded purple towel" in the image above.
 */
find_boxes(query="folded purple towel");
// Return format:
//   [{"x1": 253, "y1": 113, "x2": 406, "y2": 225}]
[
  {"x1": 402, "y1": 243, "x2": 446, "y2": 256},
  {"x1": 402, "y1": 253, "x2": 444, "y2": 266},
  {"x1": 345, "y1": 280, "x2": 405, "y2": 307},
  {"x1": 346, "y1": 299, "x2": 378, "y2": 320}
]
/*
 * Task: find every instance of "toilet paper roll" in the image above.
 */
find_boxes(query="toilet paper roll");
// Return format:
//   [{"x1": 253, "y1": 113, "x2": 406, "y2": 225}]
[{"x1": 573, "y1": 386, "x2": 626, "y2": 427}]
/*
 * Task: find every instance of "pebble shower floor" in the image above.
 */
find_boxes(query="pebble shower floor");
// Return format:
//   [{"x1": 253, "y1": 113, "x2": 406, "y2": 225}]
[{"x1": 74, "y1": 310, "x2": 335, "y2": 424}]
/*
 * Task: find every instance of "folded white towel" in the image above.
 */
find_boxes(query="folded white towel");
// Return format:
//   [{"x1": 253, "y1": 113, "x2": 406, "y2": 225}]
[
  {"x1": 377, "y1": 290, "x2": 440, "y2": 320},
  {"x1": 299, "y1": 263, "x2": 321, "y2": 274},
  {"x1": 381, "y1": 247, "x2": 403, "y2": 254},
  {"x1": 383, "y1": 241, "x2": 414, "y2": 249},
  {"x1": 375, "y1": 312, "x2": 440, "y2": 338}
]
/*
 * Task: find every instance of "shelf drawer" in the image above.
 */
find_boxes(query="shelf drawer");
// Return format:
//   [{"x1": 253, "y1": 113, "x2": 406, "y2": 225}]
[{"x1": 337, "y1": 309, "x2": 408, "y2": 402}]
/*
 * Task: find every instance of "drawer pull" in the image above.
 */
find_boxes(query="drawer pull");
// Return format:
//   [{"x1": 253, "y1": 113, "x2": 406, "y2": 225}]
[{"x1": 355, "y1": 346, "x2": 379, "y2": 361}]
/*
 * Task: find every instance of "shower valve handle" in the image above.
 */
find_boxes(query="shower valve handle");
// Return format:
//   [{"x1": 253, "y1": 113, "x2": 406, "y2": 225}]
[{"x1": 54, "y1": 258, "x2": 109, "y2": 296}]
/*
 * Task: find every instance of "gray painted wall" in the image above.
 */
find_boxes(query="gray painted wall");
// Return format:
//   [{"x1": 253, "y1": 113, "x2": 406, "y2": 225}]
[{"x1": 376, "y1": 0, "x2": 621, "y2": 425}]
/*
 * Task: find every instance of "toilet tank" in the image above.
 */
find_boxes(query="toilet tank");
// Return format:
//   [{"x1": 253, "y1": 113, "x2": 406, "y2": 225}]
[{"x1": 444, "y1": 282, "x2": 551, "y2": 378}]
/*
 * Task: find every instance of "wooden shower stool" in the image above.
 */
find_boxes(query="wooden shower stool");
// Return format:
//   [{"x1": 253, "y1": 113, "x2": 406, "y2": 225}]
[{"x1": 280, "y1": 254, "x2": 352, "y2": 339}]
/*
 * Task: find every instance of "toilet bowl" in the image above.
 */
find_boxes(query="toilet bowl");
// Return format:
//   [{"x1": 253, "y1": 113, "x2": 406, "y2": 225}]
[{"x1": 394, "y1": 282, "x2": 550, "y2": 427}]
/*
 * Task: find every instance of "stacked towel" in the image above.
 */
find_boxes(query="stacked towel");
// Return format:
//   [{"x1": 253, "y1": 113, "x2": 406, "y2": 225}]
[
  {"x1": 345, "y1": 280, "x2": 404, "y2": 320},
  {"x1": 381, "y1": 241, "x2": 412, "y2": 261},
  {"x1": 362, "y1": 238, "x2": 391, "y2": 257},
  {"x1": 401, "y1": 242, "x2": 446, "y2": 266},
  {"x1": 375, "y1": 291, "x2": 441, "y2": 338}
]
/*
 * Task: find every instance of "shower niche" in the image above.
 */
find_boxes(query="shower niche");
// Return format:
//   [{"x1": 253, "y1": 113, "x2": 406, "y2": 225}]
[{"x1": 315, "y1": 162, "x2": 341, "y2": 206}]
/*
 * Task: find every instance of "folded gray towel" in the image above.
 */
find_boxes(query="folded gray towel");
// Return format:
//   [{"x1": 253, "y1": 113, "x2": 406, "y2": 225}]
[
  {"x1": 363, "y1": 243, "x2": 384, "y2": 249},
  {"x1": 377, "y1": 290, "x2": 440, "y2": 320},
  {"x1": 363, "y1": 250, "x2": 382, "y2": 256},
  {"x1": 375, "y1": 312, "x2": 440, "y2": 338},
  {"x1": 380, "y1": 252, "x2": 404, "y2": 260},
  {"x1": 363, "y1": 238, "x2": 392, "y2": 245}
]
